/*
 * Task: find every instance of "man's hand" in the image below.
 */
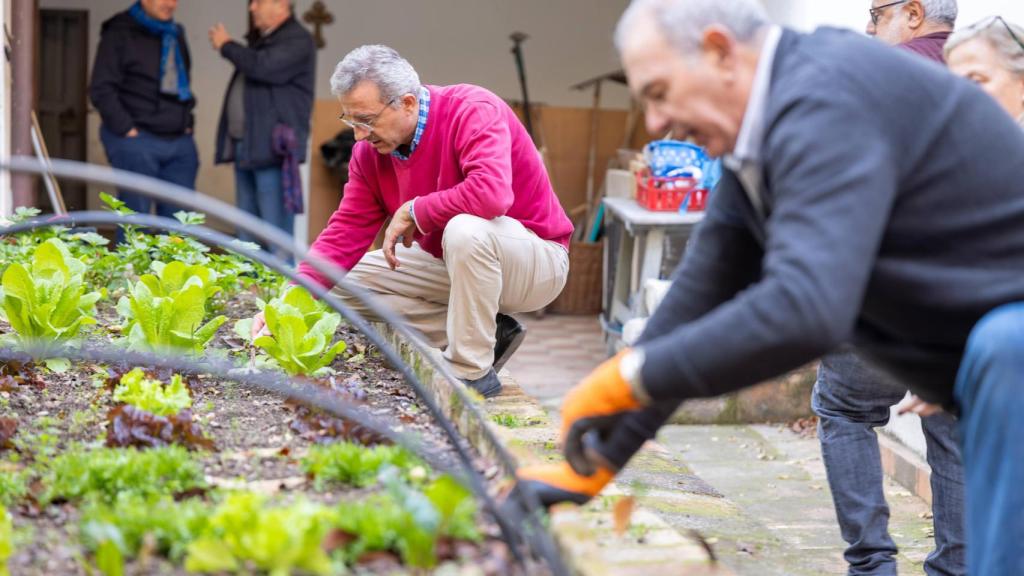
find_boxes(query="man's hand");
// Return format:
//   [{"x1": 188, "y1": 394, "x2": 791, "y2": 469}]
[
  {"x1": 561, "y1": 350, "x2": 645, "y2": 476},
  {"x1": 382, "y1": 200, "x2": 418, "y2": 270},
  {"x1": 250, "y1": 311, "x2": 270, "y2": 340},
  {"x1": 208, "y1": 23, "x2": 232, "y2": 51},
  {"x1": 125, "y1": 128, "x2": 139, "y2": 138},
  {"x1": 896, "y1": 394, "x2": 944, "y2": 417}
]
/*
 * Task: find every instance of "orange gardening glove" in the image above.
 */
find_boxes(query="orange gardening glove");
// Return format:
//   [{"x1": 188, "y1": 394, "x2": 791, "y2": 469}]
[
  {"x1": 560, "y1": 349, "x2": 645, "y2": 476},
  {"x1": 513, "y1": 462, "x2": 616, "y2": 508}
]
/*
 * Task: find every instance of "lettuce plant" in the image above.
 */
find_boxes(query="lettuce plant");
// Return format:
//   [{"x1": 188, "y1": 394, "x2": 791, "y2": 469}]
[
  {"x1": 234, "y1": 286, "x2": 346, "y2": 376},
  {"x1": 0, "y1": 503, "x2": 11, "y2": 576},
  {"x1": 184, "y1": 492, "x2": 335, "y2": 576},
  {"x1": 300, "y1": 441, "x2": 423, "y2": 490},
  {"x1": 80, "y1": 493, "x2": 211, "y2": 565},
  {"x1": 332, "y1": 472, "x2": 481, "y2": 568},
  {"x1": 40, "y1": 445, "x2": 206, "y2": 505},
  {"x1": 112, "y1": 368, "x2": 191, "y2": 417},
  {"x1": 0, "y1": 238, "x2": 102, "y2": 363},
  {"x1": 116, "y1": 261, "x2": 226, "y2": 354}
]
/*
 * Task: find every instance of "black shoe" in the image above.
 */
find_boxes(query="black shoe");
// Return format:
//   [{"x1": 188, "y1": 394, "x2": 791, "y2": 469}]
[
  {"x1": 493, "y1": 314, "x2": 526, "y2": 373},
  {"x1": 461, "y1": 369, "x2": 503, "y2": 399}
]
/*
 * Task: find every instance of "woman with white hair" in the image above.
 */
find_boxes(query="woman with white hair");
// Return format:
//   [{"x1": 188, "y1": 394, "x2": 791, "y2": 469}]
[{"x1": 946, "y1": 16, "x2": 1024, "y2": 126}]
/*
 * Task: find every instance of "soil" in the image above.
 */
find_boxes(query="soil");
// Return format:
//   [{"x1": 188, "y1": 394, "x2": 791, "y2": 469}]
[{"x1": 0, "y1": 291, "x2": 512, "y2": 575}]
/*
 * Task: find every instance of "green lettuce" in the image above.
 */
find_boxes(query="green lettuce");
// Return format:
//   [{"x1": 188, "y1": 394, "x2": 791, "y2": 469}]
[
  {"x1": 112, "y1": 368, "x2": 191, "y2": 417},
  {"x1": 0, "y1": 238, "x2": 102, "y2": 360},
  {"x1": 233, "y1": 286, "x2": 346, "y2": 376},
  {"x1": 184, "y1": 492, "x2": 334, "y2": 576},
  {"x1": 116, "y1": 261, "x2": 226, "y2": 354}
]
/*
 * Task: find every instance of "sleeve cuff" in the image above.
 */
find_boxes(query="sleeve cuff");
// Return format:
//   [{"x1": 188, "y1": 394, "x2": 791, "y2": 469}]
[{"x1": 409, "y1": 198, "x2": 425, "y2": 234}]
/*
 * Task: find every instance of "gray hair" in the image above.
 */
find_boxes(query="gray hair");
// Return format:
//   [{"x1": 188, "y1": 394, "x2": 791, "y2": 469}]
[
  {"x1": 919, "y1": 0, "x2": 958, "y2": 27},
  {"x1": 945, "y1": 17, "x2": 1024, "y2": 78},
  {"x1": 615, "y1": 0, "x2": 769, "y2": 54},
  {"x1": 329, "y1": 45, "x2": 421, "y2": 104}
]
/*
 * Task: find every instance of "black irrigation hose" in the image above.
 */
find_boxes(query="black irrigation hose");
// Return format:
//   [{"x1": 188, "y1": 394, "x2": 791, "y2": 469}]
[
  {"x1": 0, "y1": 344, "x2": 459, "y2": 477},
  {"x1": 0, "y1": 157, "x2": 568, "y2": 575}
]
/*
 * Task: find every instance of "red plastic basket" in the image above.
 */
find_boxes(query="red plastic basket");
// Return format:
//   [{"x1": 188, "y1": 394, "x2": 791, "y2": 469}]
[{"x1": 634, "y1": 171, "x2": 702, "y2": 212}]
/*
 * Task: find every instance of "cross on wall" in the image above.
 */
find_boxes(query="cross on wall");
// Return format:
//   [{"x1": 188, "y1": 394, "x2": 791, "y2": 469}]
[{"x1": 302, "y1": 1, "x2": 334, "y2": 50}]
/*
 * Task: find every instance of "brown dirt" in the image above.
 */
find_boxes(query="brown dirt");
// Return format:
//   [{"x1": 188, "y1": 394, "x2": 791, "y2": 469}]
[{"x1": 0, "y1": 294, "x2": 511, "y2": 575}]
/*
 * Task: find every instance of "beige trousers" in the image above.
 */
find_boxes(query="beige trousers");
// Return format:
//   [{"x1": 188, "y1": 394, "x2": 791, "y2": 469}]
[{"x1": 332, "y1": 215, "x2": 569, "y2": 379}]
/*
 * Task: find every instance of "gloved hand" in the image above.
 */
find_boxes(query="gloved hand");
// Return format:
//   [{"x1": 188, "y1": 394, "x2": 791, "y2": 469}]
[
  {"x1": 560, "y1": 349, "x2": 648, "y2": 475},
  {"x1": 512, "y1": 462, "x2": 616, "y2": 507}
]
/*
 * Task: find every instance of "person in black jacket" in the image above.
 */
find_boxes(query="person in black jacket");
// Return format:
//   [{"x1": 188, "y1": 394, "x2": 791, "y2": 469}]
[
  {"x1": 210, "y1": 0, "x2": 315, "y2": 246},
  {"x1": 90, "y1": 0, "x2": 198, "y2": 221}
]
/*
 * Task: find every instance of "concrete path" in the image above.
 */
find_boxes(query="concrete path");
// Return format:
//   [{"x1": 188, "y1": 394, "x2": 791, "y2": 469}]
[{"x1": 508, "y1": 313, "x2": 939, "y2": 575}]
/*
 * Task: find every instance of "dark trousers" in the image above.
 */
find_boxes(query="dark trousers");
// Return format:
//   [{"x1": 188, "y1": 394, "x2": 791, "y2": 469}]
[
  {"x1": 813, "y1": 350, "x2": 965, "y2": 576},
  {"x1": 100, "y1": 125, "x2": 198, "y2": 224}
]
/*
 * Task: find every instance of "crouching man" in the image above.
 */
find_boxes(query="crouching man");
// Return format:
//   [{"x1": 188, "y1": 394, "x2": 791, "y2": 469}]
[{"x1": 257, "y1": 45, "x2": 572, "y2": 398}]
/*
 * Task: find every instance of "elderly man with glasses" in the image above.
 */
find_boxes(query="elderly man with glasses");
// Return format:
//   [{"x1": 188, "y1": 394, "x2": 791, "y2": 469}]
[
  {"x1": 867, "y1": 0, "x2": 957, "y2": 60},
  {"x1": 261, "y1": 45, "x2": 572, "y2": 398},
  {"x1": 512, "y1": 1, "x2": 1024, "y2": 574}
]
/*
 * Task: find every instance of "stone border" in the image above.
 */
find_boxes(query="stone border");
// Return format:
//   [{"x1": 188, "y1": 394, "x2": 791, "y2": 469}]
[
  {"x1": 378, "y1": 323, "x2": 729, "y2": 575},
  {"x1": 878, "y1": 433, "x2": 933, "y2": 505}
]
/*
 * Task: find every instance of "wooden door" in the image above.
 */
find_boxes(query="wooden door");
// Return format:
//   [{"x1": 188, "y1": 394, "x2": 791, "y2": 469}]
[{"x1": 36, "y1": 9, "x2": 88, "y2": 211}]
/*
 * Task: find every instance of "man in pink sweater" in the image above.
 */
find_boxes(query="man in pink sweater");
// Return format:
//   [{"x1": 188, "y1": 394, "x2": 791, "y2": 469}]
[{"x1": 294, "y1": 45, "x2": 573, "y2": 397}]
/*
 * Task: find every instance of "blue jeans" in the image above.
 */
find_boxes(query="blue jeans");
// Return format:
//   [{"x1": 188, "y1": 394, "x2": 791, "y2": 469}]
[
  {"x1": 813, "y1": 350, "x2": 965, "y2": 576},
  {"x1": 954, "y1": 303, "x2": 1024, "y2": 576},
  {"x1": 99, "y1": 125, "x2": 198, "y2": 220},
  {"x1": 234, "y1": 142, "x2": 294, "y2": 247}
]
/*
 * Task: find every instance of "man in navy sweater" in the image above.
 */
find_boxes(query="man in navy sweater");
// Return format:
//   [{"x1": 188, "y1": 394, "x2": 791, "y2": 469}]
[{"x1": 515, "y1": 1, "x2": 1024, "y2": 573}]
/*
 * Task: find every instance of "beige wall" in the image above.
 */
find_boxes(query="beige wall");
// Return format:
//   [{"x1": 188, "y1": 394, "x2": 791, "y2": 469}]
[{"x1": 35, "y1": 0, "x2": 635, "y2": 220}]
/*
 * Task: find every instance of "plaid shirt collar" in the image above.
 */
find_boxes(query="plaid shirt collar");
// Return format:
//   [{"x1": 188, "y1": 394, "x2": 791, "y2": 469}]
[{"x1": 392, "y1": 86, "x2": 430, "y2": 161}]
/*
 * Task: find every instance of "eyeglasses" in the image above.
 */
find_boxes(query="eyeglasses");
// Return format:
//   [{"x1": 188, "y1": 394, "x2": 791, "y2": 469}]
[
  {"x1": 338, "y1": 98, "x2": 396, "y2": 132},
  {"x1": 869, "y1": 0, "x2": 907, "y2": 26},
  {"x1": 990, "y1": 16, "x2": 1024, "y2": 54}
]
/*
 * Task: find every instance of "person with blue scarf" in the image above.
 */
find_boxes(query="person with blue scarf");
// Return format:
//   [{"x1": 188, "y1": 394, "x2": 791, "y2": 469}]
[{"x1": 90, "y1": 0, "x2": 198, "y2": 225}]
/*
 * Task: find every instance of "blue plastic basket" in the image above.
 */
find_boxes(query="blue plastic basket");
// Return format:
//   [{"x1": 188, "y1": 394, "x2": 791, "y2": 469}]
[{"x1": 644, "y1": 140, "x2": 707, "y2": 178}]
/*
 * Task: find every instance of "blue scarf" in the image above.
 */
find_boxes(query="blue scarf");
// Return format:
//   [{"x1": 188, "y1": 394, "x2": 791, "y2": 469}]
[{"x1": 129, "y1": 2, "x2": 191, "y2": 102}]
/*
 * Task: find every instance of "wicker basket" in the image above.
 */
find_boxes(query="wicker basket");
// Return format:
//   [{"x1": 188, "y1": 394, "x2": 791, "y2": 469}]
[{"x1": 549, "y1": 240, "x2": 604, "y2": 315}]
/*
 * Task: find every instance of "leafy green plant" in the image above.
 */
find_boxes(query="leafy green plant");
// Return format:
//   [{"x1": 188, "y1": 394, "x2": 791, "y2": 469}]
[
  {"x1": 234, "y1": 286, "x2": 346, "y2": 376},
  {"x1": 491, "y1": 413, "x2": 542, "y2": 428},
  {"x1": 40, "y1": 445, "x2": 206, "y2": 505},
  {"x1": 0, "y1": 503, "x2": 12, "y2": 576},
  {"x1": 0, "y1": 238, "x2": 102, "y2": 361},
  {"x1": 116, "y1": 261, "x2": 226, "y2": 354},
  {"x1": 112, "y1": 368, "x2": 191, "y2": 417},
  {"x1": 332, "y1": 471, "x2": 481, "y2": 568},
  {"x1": 80, "y1": 493, "x2": 211, "y2": 565},
  {"x1": 100, "y1": 193, "x2": 211, "y2": 272},
  {"x1": 301, "y1": 441, "x2": 423, "y2": 490},
  {"x1": 184, "y1": 492, "x2": 335, "y2": 576},
  {"x1": 0, "y1": 468, "x2": 28, "y2": 507}
]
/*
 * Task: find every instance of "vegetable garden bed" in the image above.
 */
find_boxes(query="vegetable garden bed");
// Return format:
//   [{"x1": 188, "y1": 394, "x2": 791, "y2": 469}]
[{"x1": 0, "y1": 202, "x2": 518, "y2": 576}]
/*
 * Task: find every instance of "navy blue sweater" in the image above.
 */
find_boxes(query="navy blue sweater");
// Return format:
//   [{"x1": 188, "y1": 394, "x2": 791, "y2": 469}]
[{"x1": 637, "y1": 28, "x2": 1024, "y2": 407}]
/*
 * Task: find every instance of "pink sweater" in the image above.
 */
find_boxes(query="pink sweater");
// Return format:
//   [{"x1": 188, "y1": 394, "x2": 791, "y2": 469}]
[{"x1": 298, "y1": 84, "x2": 573, "y2": 287}]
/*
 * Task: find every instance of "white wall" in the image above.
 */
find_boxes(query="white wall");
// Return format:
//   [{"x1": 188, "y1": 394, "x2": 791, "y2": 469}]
[{"x1": 35, "y1": 0, "x2": 633, "y2": 215}]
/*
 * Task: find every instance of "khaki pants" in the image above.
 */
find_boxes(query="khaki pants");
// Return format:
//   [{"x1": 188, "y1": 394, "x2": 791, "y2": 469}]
[{"x1": 332, "y1": 214, "x2": 569, "y2": 379}]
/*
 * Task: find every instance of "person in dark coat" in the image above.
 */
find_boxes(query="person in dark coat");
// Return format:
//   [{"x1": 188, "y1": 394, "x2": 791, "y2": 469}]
[
  {"x1": 209, "y1": 0, "x2": 315, "y2": 245},
  {"x1": 90, "y1": 0, "x2": 198, "y2": 221}
]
